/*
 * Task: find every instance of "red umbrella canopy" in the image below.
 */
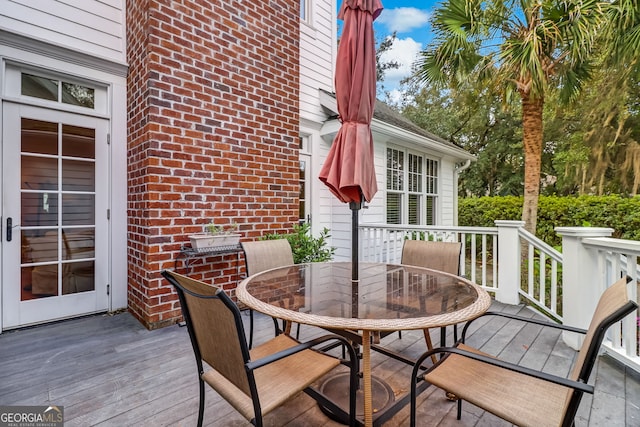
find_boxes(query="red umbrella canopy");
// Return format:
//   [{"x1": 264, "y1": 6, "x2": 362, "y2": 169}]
[{"x1": 319, "y1": 0, "x2": 383, "y2": 204}]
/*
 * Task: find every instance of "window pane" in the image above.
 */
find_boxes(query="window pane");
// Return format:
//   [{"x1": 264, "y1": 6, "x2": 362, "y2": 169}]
[
  {"x1": 22, "y1": 73, "x2": 58, "y2": 101},
  {"x1": 22, "y1": 193, "x2": 58, "y2": 227},
  {"x1": 63, "y1": 228, "x2": 95, "y2": 260},
  {"x1": 62, "y1": 124, "x2": 95, "y2": 159},
  {"x1": 386, "y1": 148, "x2": 404, "y2": 191},
  {"x1": 426, "y1": 159, "x2": 438, "y2": 194},
  {"x1": 425, "y1": 196, "x2": 435, "y2": 225},
  {"x1": 299, "y1": 158, "x2": 307, "y2": 222},
  {"x1": 22, "y1": 118, "x2": 58, "y2": 156},
  {"x1": 408, "y1": 154, "x2": 422, "y2": 192},
  {"x1": 62, "y1": 159, "x2": 95, "y2": 192},
  {"x1": 22, "y1": 156, "x2": 57, "y2": 191},
  {"x1": 408, "y1": 194, "x2": 420, "y2": 225},
  {"x1": 26, "y1": 230, "x2": 59, "y2": 263},
  {"x1": 62, "y1": 260, "x2": 95, "y2": 294},
  {"x1": 386, "y1": 193, "x2": 401, "y2": 224},
  {"x1": 62, "y1": 194, "x2": 95, "y2": 225},
  {"x1": 62, "y1": 82, "x2": 95, "y2": 108}
]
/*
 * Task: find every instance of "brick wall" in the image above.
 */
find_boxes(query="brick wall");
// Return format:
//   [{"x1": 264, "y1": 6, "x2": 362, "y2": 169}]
[{"x1": 126, "y1": 0, "x2": 300, "y2": 329}]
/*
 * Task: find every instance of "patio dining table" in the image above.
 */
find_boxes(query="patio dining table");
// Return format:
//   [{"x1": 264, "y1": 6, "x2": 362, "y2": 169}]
[{"x1": 236, "y1": 261, "x2": 491, "y2": 427}]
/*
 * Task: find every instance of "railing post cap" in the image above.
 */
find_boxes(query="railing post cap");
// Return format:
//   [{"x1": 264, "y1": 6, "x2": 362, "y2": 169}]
[
  {"x1": 494, "y1": 220, "x2": 526, "y2": 228},
  {"x1": 555, "y1": 227, "x2": 614, "y2": 237}
]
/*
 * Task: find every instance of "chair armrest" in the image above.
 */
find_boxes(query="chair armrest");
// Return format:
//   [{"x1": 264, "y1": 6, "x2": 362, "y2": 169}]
[
  {"x1": 461, "y1": 311, "x2": 587, "y2": 341},
  {"x1": 414, "y1": 346, "x2": 594, "y2": 394},
  {"x1": 246, "y1": 334, "x2": 357, "y2": 371}
]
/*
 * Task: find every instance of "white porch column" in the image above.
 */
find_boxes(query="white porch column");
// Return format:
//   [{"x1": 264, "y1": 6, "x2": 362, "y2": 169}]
[
  {"x1": 495, "y1": 220, "x2": 525, "y2": 305},
  {"x1": 555, "y1": 226, "x2": 614, "y2": 350}
]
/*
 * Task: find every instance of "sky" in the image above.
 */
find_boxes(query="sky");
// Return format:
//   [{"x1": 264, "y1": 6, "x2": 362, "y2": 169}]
[{"x1": 370, "y1": 0, "x2": 439, "y2": 100}]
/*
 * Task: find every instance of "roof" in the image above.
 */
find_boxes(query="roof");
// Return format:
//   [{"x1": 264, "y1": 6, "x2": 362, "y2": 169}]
[{"x1": 319, "y1": 89, "x2": 473, "y2": 161}]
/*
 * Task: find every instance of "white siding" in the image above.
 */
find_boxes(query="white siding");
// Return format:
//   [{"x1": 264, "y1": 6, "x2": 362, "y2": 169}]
[
  {"x1": 0, "y1": 0, "x2": 126, "y2": 63},
  {"x1": 299, "y1": 0, "x2": 335, "y2": 124}
]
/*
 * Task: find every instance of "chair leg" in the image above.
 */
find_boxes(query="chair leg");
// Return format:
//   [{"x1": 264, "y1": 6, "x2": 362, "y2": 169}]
[
  {"x1": 272, "y1": 317, "x2": 282, "y2": 335},
  {"x1": 249, "y1": 309, "x2": 254, "y2": 349},
  {"x1": 456, "y1": 399, "x2": 462, "y2": 420},
  {"x1": 197, "y1": 377, "x2": 205, "y2": 427},
  {"x1": 423, "y1": 329, "x2": 438, "y2": 365},
  {"x1": 284, "y1": 320, "x2": 292, "y2": 335}
]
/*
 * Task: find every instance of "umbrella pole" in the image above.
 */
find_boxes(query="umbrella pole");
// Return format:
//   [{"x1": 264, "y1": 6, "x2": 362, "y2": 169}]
[{"x1": 349, "y1": 200, "x2": 361, "y2": 283}]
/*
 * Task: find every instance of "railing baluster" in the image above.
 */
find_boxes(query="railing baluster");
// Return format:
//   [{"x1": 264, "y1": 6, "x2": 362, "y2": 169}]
[
  {"x1": 528, "y1": 243, "x2": 534, "y2": 297},
  {"x1": 471, "y1": 233, "x2": 477, "y2": 284},
  {"x1": 539, "y1": 251, "x2": 546, "y2": 308},
  {"x1": 550, "y1": 260, "x2": 557, "y2": 317},
  {"x1": 481, "y1": 234, "x2": 487, "y2": 287}
]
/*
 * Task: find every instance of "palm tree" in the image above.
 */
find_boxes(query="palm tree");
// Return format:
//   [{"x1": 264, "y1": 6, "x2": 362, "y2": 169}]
[
  {"x1": 416, "y1": 0, "x2": 607, "y2": 233},
  {"x1": 607, "y1": 0, "x2": 640, "y2": 68}
]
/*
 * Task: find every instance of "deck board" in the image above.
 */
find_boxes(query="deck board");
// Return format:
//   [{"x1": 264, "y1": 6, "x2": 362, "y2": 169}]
[{"x1": 0, "y1": 301, "x2": 637, "y2": 426}]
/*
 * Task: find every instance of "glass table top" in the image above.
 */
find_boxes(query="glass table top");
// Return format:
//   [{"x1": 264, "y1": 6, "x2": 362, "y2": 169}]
[{"x1": 238, "y1": 262, "x2": 491, "y2": 331}]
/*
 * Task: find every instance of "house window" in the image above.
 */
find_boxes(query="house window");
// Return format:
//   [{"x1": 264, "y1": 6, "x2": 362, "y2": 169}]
[
  {"x1": 21, "y1": 73, "x2": 95, "y2": 109},
  {"x1": 300, "y1": 0, "x2": 312, "y2": 23},
  {"x1": 386, "y1": 147, "x2": 439, "y2": 225},
  {"x1": 299, "y1": 136, "x2": 311, "y2": 224}
]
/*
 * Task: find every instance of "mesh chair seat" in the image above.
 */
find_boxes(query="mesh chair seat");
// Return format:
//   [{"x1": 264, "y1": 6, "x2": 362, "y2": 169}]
[
  {"x1": 203, "y1": 334, "x2": 342, "y2": 420},
  {"x1": 424, "y1": 343, "x2": 567, "y2": 427},
  {"x1": 410, "y1": 276, "x2": 638, "y2": 427}
]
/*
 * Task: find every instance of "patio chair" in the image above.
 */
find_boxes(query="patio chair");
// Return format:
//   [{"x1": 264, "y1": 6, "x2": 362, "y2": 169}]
[
  {"x1": 161, "y1": 270, "x2": 357, "y2": 427},
  {"x1": 241, "y1": 239, "x2": 297, "y2": 348},
  {"x1": 400, "y1": 239, "x2": 462, "y2": 362},
  {"x1": 410, "y1": 276, "x2": 638, "y2": 427}
]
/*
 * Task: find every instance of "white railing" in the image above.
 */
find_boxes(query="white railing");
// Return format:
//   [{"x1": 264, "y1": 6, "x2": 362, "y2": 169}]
[
  {"x1": 518, "y1": 228, "x2": 564, "y2": 322},
  {"x1": 359, "y1": 224, "x2": 498, "y2": 294},
  {"x1": 358, "y1": 222, "x2": 640, "y2": 373},
  {"x1": 577, "y1": 235, "x2": 640, "y2": 372}
]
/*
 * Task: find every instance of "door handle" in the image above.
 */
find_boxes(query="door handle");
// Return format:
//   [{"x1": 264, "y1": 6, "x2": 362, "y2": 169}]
[{"x1": 6, "y1": 217, "x2": 12, "y2": 242}]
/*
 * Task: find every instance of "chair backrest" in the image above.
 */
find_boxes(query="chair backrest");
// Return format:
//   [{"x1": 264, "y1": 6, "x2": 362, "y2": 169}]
[
  {"x1": 161, "y1": 270, "x2": 252, "y2": 396},
  {"x1": 241, "y1": 239, "x2": 294, "y2": 276},
  {"x1": 562, "y1": 276, "x2": 638, "y2": 425},
  {"x1": 401, "y1": 239, "x2": 462, "y2": 275}
]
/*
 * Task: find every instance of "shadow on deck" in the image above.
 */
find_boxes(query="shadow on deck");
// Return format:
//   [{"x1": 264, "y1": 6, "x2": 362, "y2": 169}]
[{"x1": 0, "y1": 301, "x2": 638, "y2": 426}]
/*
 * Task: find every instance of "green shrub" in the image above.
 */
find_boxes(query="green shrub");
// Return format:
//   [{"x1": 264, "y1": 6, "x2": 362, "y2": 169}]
[
  {"x1": 261, "y1": 223, "x2": 336, "y2": 264},
  {"x1": 459, "y1": 195, "x2": 640, "y2": 247}
]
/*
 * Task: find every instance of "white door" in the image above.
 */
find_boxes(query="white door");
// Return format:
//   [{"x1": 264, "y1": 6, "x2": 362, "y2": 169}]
[{"x1": 2, "y1": 103, "x2": 109, "y2": 328}]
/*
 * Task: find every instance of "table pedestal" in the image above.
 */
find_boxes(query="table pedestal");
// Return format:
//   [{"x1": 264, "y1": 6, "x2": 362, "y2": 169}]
[{"x1": 318, "y1": 372, "x2": 394, "y2": 424}]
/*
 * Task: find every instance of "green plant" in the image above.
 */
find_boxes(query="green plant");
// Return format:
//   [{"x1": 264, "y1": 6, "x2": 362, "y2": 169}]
[
  {"x1": 205, "y1": 222, "x2": 238, "y2": 235},
  {"x1": 262, "y1": 223, "x2": 336, "y2": 264},
  {"x1": 459, "y1": 195, "x2": 640, "y2": 247}
]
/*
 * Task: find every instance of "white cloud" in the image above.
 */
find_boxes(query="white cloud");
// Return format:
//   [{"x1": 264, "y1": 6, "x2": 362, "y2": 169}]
[
  {"x1": 376, "y1": 7, "x2": 430, "y2": 34},
  {"x1": 379, "y1": 36, "x2": 422, "y2": 90}
]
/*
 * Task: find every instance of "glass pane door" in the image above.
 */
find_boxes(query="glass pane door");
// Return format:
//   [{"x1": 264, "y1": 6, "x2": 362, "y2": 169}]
[{"x1": 21, "y1": 119, "x2": 97, "y2": 299}]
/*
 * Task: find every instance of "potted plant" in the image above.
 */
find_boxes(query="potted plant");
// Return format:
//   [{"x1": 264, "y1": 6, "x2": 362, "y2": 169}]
[{"x1": 189, "y1": 222, "x2": 240, "y2": 250}]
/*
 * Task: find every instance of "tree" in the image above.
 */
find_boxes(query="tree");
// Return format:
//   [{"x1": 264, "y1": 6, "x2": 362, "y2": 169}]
[
  {"x1": 376, "y1": 31, "x2": 399, "y2": 83},
  {"x1": 416, "y1": 0, "x2": 607, "y2": 234},
  {"x1": 398, "y1": 79, "x2": 525, "y2": 196}
]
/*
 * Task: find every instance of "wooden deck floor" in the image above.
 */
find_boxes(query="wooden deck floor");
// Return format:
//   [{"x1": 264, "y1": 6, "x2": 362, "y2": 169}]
[{"x1": 1, "y1": 301, "x2": 639, "y2": 426}]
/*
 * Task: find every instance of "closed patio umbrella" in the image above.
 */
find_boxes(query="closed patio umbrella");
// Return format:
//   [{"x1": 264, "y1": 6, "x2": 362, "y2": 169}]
[
  {"x1": 318, "y1": 1, "x2": 383, "y2": 426},
  {"x1": 319, "y1": 0, "x2": 382, "y2": 283}
]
